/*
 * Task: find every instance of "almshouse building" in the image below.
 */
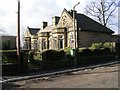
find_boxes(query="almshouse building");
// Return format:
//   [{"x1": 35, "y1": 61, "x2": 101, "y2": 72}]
[
  {"x1": 23, "y1": 27, "x2": 40, "y2": 50},
  {"x1": 23, "y1": 9, "x2": 114, "y2": 50}
]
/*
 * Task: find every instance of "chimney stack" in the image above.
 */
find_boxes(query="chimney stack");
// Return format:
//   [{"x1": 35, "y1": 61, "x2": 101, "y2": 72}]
[
  {"x1": 42, "y1": 21, "x2": 48, "y2": 29},
  {"x1": 52, "y1": 16, "x2": 60, "y2": 26}
]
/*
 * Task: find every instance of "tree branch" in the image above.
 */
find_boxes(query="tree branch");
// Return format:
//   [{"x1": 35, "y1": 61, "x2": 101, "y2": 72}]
[
  {"x1": 84, "y1": 0, "x2": 117, "y2": 28},
  {"x1": 105, "y1": 4, "x2": 117, "y2": 26}
]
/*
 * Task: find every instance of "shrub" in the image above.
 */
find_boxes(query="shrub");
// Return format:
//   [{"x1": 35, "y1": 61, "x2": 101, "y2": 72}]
[
  {"x1": 102, "y1": 48, "x2": 111, "y2": 55},
  {"x1": 66, "y1": 54, "x2": 74, "y2": 60},
  {"x1": 94, "y1": 49, "x2": 103, "y2": 55},
  {"x1": 2, "y1": 51, "x2": 17, "y2": 64},
  {"x1": 64, "y1": 47, "x2": 71, "y2": 54},
  {"x1": 42, "y1": 49, "x2": 65, "y2": 62},
  {"x1": 93, "y1": 48, "x2": 111, "y2": 56},
  {"x1": 82, "y1": 49, "x2": 93, "y2": 56}
]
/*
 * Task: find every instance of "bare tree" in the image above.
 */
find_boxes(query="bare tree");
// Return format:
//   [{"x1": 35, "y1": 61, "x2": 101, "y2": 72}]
[{"x1": 84, "y1": 0, "x2": 117, "y2": 27}]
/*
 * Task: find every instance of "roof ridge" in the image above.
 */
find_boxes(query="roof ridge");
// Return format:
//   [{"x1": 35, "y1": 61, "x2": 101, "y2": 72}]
[{"x1": 28, "y1": 27, "x2": 40, "y2": 35}]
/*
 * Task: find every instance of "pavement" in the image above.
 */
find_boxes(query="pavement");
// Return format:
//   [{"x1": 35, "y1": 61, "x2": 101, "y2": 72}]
[{"x1": 1, "y1": 60, "x2": 119, "y2": 83}]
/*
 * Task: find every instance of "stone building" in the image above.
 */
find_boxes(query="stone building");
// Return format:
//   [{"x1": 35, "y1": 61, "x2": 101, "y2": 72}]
[
  {"x1": 23, "y1": 9, "x2": 114, "y2": 50},
  {"x1": 23, "y1": 27, "x2": 40, "y2": 50},
  {"x1": 0, "y1": 33, "x2": 16, "y2": 50}
]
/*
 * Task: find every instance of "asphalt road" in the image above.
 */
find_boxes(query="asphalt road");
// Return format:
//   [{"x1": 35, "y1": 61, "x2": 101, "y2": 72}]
[{"x1": 3, "y1": 64, "x2": 119, "y2": 89}]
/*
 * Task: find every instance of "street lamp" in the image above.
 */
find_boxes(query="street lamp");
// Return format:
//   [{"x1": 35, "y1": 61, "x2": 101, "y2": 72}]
[
  {"x1": 73, "y1": 2, "x2": 80, "y2": 67},
  {"x1": 73, "y1": 2, "x2": 80, "y2": 49}
]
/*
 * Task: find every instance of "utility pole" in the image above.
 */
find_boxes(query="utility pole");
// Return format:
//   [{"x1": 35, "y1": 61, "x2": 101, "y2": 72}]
[{"x1": 17, "y1": 0, "x2": 21, "y2": 72}]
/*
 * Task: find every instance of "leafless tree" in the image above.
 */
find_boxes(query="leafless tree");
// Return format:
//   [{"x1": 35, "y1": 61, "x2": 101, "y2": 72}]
[{"x1": 84, "y1": 0, "x2": 117, "y2": 27}]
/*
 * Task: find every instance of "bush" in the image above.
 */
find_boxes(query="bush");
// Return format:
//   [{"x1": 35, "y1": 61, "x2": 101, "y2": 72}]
[
  {"x1": 82, "y1": 49, "x2": 93, "y2": 56},
  {"x1": 42, "y1": 49, "x2": 73, "y2": 70},
  {"x1": 94, "y1": 49, "x2": 103, "y2": 55},
  {"x1": 102, "y1": 48, "x2": 111, "y2": 55},
  {"x1": 2, "y1": 51, "x2": 17, "y2": 64},
  {"x1": 42, "y1": 49, "x2": 65, "y2": 62},
  {"x1": 66, "y1": 54, "x2": 74, "y2": 60},
  {"x1": 64, "y1": 47, "x2": 71, "y2": 54},
  {"x1": 93, "y1": 48, "x2": 111, "y2": 56}
]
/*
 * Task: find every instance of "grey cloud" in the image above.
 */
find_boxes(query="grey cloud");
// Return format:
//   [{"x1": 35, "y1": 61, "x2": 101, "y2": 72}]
[
  {"x1": 21, "y1": 0, "x2": 62, "y2": 27},
  {"x1": 0, "y1": 8, "x2": 7, "y2": 16},
  {"x1": 26, "y1": 0, "x2": 61, "y2": 16}
]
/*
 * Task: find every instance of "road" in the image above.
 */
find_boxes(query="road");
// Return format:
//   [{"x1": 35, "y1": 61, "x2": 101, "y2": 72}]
[{"x1": 3, "y1": 64, "x2": 119, "y2": 89}]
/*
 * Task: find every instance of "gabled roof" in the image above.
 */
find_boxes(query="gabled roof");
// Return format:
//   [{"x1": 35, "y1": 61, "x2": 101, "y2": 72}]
[
  {"x1": 68, "y1": 10, "x2": 114, "y2": 34},
  {"x1": 28, "y1": 27, "x2": 40, "y2": 35},
  {"x1": 39, "y1": 25, "x2": 52, "y2": 33}
]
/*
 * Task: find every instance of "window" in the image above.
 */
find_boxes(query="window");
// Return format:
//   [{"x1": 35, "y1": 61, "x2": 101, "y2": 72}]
[
  {"x1": 58, "y1": 35, "x2": 63, "y2": 49},
  {"x1": 31, "y1": 43, "x2": 34, "y2": 49},
  {"x1": 59, "y1": 39, "x2": 63, "y2": 49},
  {"x1": 31, "y1": 40, "x2": 38, "y2": 50},
  {"x1": 53, "y1": 38, "x2": 57, "y2": 49},
  {"x1": 34, "y1": 41, "x2": 37, "y2": 49},
  {"x1": 42, "y1": 39, "x2": 46, "y2": 50},
  {"x1": 26, "y1": 42, "x2": 29, "y2": 49}
]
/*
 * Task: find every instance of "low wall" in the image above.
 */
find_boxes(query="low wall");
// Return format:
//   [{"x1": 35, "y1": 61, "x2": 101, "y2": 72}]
[
  {"x1": 2, "y1": 64, "x2": 18, "y2": 76},
  {"x1": 77, "y1": 55, "x2": 114, "y2": 65}
]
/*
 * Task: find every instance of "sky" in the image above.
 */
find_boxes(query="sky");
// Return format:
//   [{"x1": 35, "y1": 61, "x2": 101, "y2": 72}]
[
  {"x1": 0, "y1": 0, "x2": 119, "y2": 37},
  {"x1": 0, "y1": 0, "x2": 87, "y2": 36}
]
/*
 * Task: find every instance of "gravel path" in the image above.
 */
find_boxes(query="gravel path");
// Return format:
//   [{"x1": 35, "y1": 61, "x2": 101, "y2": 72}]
[{"x1": 3, "y1": 64, "x2": 119, "y2": 89}]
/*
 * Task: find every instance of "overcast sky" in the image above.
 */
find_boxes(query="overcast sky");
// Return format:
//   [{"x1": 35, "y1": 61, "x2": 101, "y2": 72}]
[{"x1": 0, "y1": 0, "x2": 119, "y2": 36}]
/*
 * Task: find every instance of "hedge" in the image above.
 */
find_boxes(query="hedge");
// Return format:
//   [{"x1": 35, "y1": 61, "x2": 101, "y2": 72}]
[
  {"x1": 42, "y1": 49, "x2": 65, "y2": 62},
  {"x1": 2, "y1": 50, "x2": 29, "y2": 75},
  {"x1": 77, "y1": 55, "x2": 114, "y2": 65},
  {"x1": 41, "y1": 48, "x2": 114, "y2": 69},
  {"x1": 2, "y1": 51, "x2": 17, "y2": 64},
  {"x1": 41, "y1": 49, "x2": 74, "y2": 70}
]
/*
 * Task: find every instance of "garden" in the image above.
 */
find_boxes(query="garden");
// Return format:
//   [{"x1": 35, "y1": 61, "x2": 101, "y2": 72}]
[{"x1": 1, "y1": 42, "x2": 119, "y2": 75}]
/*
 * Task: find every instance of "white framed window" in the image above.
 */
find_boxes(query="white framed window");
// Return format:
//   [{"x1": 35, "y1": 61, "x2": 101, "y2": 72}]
[
  {"x1": 42, "y1": 39, "x2": 46, "y2": 50},
  {"x1": 53, "y1": 37, "x2": 57, "y2": 49}
]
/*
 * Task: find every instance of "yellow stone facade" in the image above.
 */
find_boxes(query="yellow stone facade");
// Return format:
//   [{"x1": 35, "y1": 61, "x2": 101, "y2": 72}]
[{"x1": 23, "y1": 9, "x2": 114, "y2": 50}]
